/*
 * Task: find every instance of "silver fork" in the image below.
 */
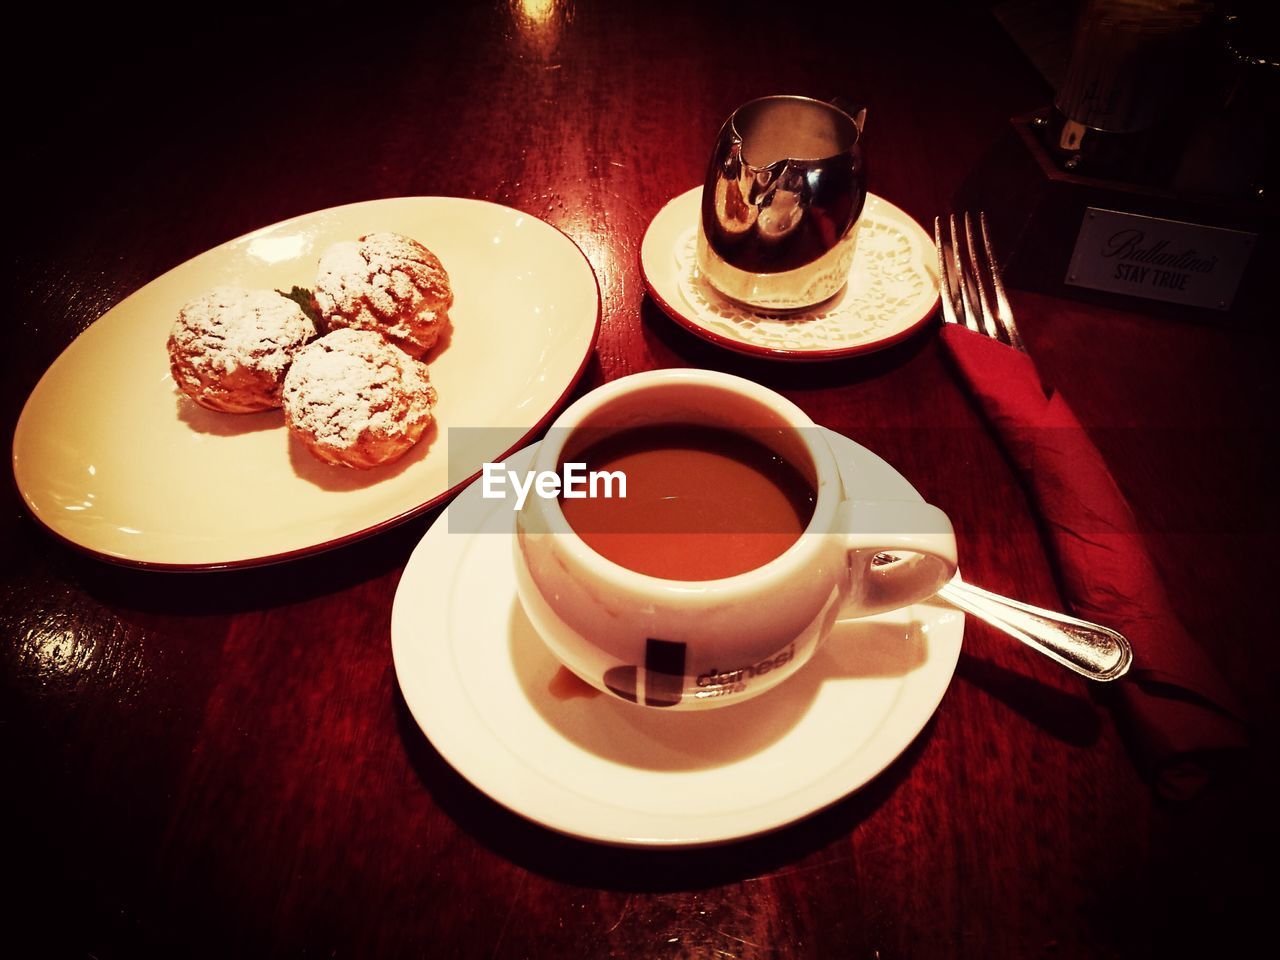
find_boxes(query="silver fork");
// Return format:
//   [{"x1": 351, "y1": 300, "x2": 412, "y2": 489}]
[{"x1": 935, "y1": 211, "x2": 1024, "y2": 351}]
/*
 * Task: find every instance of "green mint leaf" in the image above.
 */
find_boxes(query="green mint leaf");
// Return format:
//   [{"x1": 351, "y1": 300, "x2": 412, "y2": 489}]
[{"x1": 278, "y1": 286, "x2": 324, "y2": 328}]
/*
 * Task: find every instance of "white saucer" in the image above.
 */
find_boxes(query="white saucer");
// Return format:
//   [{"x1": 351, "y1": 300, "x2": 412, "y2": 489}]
[
  {"x1": 640, "y1": 187, "x2": 940, "y2": 360},
  {"x1": 391, "y1": 430, "x2": 963, "y2": 847}
]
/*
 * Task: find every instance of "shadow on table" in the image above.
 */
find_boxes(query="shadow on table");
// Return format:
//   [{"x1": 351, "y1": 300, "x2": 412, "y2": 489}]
[
  {"x1": 393, "y1": 687, "x2": 935, "y2": 892},
  {"x1": 956, "y1": 651, "x2": 1102, "y2": 747},
  {"x1": 64, "y1": 507, "x2": 439, "y2": 616}
]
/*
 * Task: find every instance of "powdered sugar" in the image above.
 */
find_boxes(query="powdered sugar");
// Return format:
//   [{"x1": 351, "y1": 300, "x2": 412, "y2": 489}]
[
  {"x1": 168, "y1": 235, "x2": 446, "y2": 463},
  {"x1": 282, "y1": 328, "x2": 435, "y2": 453},
  {"x1": 168, "y1": 287, "x2": 317, "y2": 412},
  {"x1": 314, "y1": 232, "x2": 452, "y2": 357},
  {"x1": 171, "y1": 287, "x2": 315, "y2": 378}
]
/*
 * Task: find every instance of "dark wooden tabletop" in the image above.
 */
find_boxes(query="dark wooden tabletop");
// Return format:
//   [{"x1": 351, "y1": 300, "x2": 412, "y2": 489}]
[{"x1": 5, "y1": 3, "x2": 1276, "y2": 957}]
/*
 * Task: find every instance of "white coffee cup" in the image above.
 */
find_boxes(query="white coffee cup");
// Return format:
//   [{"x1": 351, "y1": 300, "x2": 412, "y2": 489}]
[{"x1": 513, "y1": 369, "x2": 957, "y2": 710}]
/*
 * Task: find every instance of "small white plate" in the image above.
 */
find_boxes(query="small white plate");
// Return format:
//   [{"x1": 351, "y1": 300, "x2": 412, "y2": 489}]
[
  {"x1": 12, "y1": 197, "x2": 600, "y2": 569},
  {"x1": 641, "y1": 187, "x2": 940, "y2": 360},
  {"x1": 391, "y1": 429, "x2": 962, "y2": 848}
]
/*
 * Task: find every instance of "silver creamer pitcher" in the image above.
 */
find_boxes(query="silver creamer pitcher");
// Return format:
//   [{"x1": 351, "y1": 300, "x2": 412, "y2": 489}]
[{"x1": 696, "y1": 95, "x2": 867, "y2": 311}]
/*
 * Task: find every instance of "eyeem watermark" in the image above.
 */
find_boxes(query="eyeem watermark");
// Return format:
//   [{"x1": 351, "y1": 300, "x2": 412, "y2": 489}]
[{"x1": 481, "y1": 462, "x2": 626, "y2": 510}]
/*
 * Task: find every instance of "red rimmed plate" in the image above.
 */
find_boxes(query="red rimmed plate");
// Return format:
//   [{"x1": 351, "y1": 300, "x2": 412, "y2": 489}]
[{"x1": 12, "y1": 197, "x2": 600, "y2": 569}]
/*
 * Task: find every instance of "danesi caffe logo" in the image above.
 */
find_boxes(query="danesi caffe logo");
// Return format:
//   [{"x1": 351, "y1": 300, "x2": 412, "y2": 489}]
[{"x1": 603, "y1": 639, "x2": 686, "y2": 707}]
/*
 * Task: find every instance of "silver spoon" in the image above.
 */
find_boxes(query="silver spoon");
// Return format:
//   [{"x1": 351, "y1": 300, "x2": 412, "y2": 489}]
[{"x1": 873, "y1": 553, "x2": 1132, "y2": 681}]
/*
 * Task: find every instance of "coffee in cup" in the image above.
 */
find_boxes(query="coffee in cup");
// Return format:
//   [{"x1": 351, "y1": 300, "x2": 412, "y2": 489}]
[{"x1": 558, "y1": 422, "x2": 816, "y2": 580}]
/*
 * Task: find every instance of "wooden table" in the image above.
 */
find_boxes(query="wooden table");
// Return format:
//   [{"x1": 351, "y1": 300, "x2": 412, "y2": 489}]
[{"x1": 5, "y1": 4, "x2": 1273, "y2": 957}]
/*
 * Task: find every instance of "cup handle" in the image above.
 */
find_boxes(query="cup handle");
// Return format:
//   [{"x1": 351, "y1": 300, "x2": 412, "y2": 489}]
[{"x1": 835, "y1": 499, "x2": 957, "y2": 618}]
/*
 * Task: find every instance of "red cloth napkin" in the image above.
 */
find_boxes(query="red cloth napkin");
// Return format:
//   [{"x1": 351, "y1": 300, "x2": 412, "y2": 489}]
[{"x1": 940, "y1": 325, "x2": 1248, "y2": 799}]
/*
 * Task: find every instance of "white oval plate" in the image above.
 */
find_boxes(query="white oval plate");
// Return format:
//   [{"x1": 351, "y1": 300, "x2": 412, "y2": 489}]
[
  {"x1": 391, "y1": 430, "x2": 962, "y2": 848},
  {"x1": 12, "y1": 197, "x2": 600, "y2": 569},
  {"x1": 641, "y1": 187, "x2": 939, "y2": 360}
]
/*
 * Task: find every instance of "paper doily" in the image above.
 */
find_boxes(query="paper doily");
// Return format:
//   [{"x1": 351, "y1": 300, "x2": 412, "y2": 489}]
[{"x1": 676, "y1": 206, "x2": 934, "y2": 352}]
